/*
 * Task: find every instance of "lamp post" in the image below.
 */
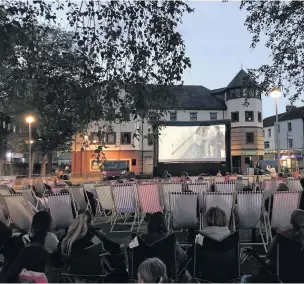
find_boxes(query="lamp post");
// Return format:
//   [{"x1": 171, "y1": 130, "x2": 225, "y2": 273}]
[
  {"x1": 25, "y1": 115, "x2": 35, "y2": 177},
  {"x1": 84, "y1": 135, "x2": 89, "y2": 180},
  {"x1": 269, "y1": 88, "x2": 281, "y2": 172}
]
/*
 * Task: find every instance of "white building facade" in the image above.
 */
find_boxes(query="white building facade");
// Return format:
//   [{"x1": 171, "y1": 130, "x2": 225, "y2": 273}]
[
  {"x1": 72, "y1": 69, "x2": 264, "y2": 176},
  {"x1": 263, "y1": 106, "x2": 304, "y2": 171}
]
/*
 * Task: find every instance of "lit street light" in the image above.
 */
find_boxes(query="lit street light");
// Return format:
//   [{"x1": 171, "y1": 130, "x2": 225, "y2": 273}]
[
  {"x1": 269, "y1": 88, "x2": 281, "y2": 172},
  {"x1": 25, "y1": 115, "x2": 35, "y2": 177}
]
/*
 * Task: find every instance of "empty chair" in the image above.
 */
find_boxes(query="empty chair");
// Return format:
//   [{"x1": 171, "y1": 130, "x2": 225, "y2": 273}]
[
  {"x1": 215, "y1": 182, "x2": 235, "y2": 193},
  {"x1": 21, "y1": 189, "x2": 38, "y2": 208},
  {"x1": 161, "y1": 182, "x2": 182, "y2": 212},
  {"x1": 0, "y1": 185, "x2": 11, "y2": 196},
  {"x1": 236, "y1": 191, "x2": 267, "y2": 251},
  {"x1": 270, "y1": 191, "x2": 302, "y2": 233},
  {"x1": 169, "y1": 192, "x2": 198, "y2": 230},
  {"x1": 137, "y1": 183, "x2": 162, "y2": 214},
  {"x1": 111, "y1": 183, "x2": 138, "y2": 232},
  {"x1": 95, "y1": 185, "x2": 115, "y2": 218},
  {"x1": 287, "y1": 179, "x2": 302, "y2": 191},
  {"x1": 69, "y1": 186, "x2": 87, "y2": 211},
  {"x1": 3, "y1": 194, "x2": 34, "y2": 231},
  {"x1": 193, "y1": 231, "x2": 240, "y2": 282},
  {"x1": 47, "y1": 194, "x2": 74, "y2": 229},
  {"x1": 188, "y1": 182, "x2": 208, "y2": 210}
]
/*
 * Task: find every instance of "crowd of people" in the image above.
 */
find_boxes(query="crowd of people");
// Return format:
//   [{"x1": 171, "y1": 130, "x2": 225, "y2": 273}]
[{"x1": 1, "y1": 169, "x2": 304, "y2": 282}]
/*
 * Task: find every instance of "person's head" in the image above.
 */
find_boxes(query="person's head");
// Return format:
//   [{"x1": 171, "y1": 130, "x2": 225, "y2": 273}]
[
  {"x1": 181, "y1": 171, "x2": 188, "y2": 182},
  {"x1": 147, "y1": 212, "x2": 167, "y2": 235},
  {"x1": 278, "y1": 172, "x2": 284, "y2": 178},
  {"x1": 138, "y1": 258, "x2": 169, "y2": 283},
  {"x1": 277, "y1": 183, "x2": 289, "y2": 192},
  {"x1": 30, "y1": 211, "x2": 52, "y2": 245},
  {"x1": 61, "y1": 213, "x2": 89, "y2": 255},
  {"x1": 236, "y1": 175, "x2": 243, "y2": 181},
  {"x1": 290, "y1": 209, "x2": 304, "y2": 244},
  {"x1": 205, "y1": 206, "x2": 227, "y2": 227}
]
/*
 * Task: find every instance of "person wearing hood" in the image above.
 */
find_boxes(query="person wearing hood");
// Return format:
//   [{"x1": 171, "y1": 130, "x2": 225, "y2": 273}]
[{"x1": 201, "y1": 206, "x2": 231, "y2": 241}]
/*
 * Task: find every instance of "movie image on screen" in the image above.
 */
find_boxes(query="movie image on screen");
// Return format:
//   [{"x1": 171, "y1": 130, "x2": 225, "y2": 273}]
[{"x1": 158, "y1": 125, "x2": 226, "y2": 162}]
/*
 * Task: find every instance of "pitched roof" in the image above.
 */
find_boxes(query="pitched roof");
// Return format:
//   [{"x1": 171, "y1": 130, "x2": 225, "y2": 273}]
[
  {"x1": 226, "y1": 69, "x2": 249, "y2": 89},
  {"x1": 171, "y1": 85, "x2": 227, "y2": 110},
  {"x1": 263, "y1": 106, "x2": 304, "y2": 127},
  {"x1": 210, "y1": 87, "x2": 226, "y2": 95}
]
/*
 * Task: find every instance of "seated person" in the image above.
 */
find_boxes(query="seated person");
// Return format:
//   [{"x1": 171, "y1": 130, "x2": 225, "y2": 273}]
[
  {"x1": 140, "y1": 212, "x2": 187, "y2": 269},
  {"x1": 181, "y1": 171, "x2": 190, "y2": 192},
  {"x1": 265, "y1": 183, "x2": 289, "y2": 214},
  {"x1": 266, "y1": 165, "x2": 277, "y2": 179},
  {"x1": 217, "y1": 170, "x2": 222, "y2": 177},
  {"x1": 26, "y1": 211, "x2": 59, "y2": 253},
  {"x1": 201, "y1": 206, "x2": 231, "y2": 241},
  {"x1": 235, "y1": 175, "x2": 244, "y2": 191},
  {"x1": 138, "y1": 258, "x2": 173, "y2": 283}
]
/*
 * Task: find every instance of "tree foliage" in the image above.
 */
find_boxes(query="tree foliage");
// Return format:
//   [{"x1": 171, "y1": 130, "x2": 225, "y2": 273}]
[{"x1": 241, "y1": 1, "x2": 304, "y2": 102}]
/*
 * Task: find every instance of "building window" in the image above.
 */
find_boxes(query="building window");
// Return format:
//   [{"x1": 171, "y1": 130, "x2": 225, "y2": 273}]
[
  {"x1": 190, "y1": 113, "x2": 197, "y2": 121},
  {"x1": 169, "y1": 112, "x2": 177, "y2": 121},
  {"x1": 90, "y1": 132, "x2": 99, "y2": 144},
  {"x1": 288, "y1": 122, "x2": 292, "y2": 131},
  {"x1": 246, "y1": 132, "x2": 254, "y2": 144},
  {"x1": 121, "y1": 132, "x2": 132, "y2": 144},
  {"x1": 231, "y1": 112, "x2": 239, "y2": 122},
  {"x1": 289, "y1": 138, "x2": 293, "y2": 148},
  {"x1": 268, "y1": 129, "x2": 271, "y2": 137},
  {"x1": 264, "y1": 141, "x2": 270, "y2": 149},
  {"x1": 245, "y1": 111, "x2": 254, "y2": 122},
  {"x1": 278, "y1": 124, "x2": 280, "y2": 133},
  {"x1": 263, "y1": 130, "x2": 265, "y2": 137},
  {"x1": 258, "y1": 112, "x2": 262, "y2": 122},
  {"x1": 210, "y1": 112, "x2": 218, "y2": 120},
  {"x1": 106, "y1": 132, "x2": 116, "y2": 144}
]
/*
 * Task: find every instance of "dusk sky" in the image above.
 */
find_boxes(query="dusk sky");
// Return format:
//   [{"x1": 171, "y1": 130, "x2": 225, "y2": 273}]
[{"x1": 179, "y1": 1, "x2": 303, "y2": 118}]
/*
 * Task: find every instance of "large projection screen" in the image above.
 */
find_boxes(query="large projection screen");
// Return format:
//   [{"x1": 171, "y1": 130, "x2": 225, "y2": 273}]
[{"x1": 158, "y1": 125, "x2": 226, "y2": 162}]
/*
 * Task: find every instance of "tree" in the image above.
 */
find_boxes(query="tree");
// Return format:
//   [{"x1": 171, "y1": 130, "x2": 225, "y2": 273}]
[{"x1": 240, "y1": 1, "x2": 304, "y2": 102}]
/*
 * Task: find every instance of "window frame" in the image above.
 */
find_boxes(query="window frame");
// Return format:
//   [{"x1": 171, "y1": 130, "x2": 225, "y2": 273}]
[
  {"x1": 245, "y1": 111, "x2": 254, "y2": 122},
  {"x1": 289, "y1": 138, "x2": 293, "y2": 148},
  {"x1": 190, "y1": 112, "x2": 197, "y2": 122},
  {"x1": 258, "y1": 112, "x2": 262, "y2": 123},
  {"x1": 246, "y1": 132, "x2": 254, "y2": 144},
  {"x1": 288, "y1": 122, "x2": 292, "y2": 131},
  {"x1": 268, "y1": 129, "x2": 271, "y2": 137},
  {"x1": 210, "y1": 112, "x2": 218, "y2": 120},
  {"x1": 169, "y1": 112, "x2": 177, "y2": 121},
  {"x1": 106, "y1": 132, "x2": 116, "y2": 145},
  {"x1": 231, "y1": 111, "x2": 239, "y2": 123},
  {"x1": 264, "y1": 141, "x2": 270, "y2": 149},
  {"x1": 121, "y1": 132, "x2": 132, "y2": 145}
]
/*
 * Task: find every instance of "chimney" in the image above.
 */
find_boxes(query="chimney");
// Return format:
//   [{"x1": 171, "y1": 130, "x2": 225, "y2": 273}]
[{"x1": 286, "y1": 105, "x2": 295, "y2": 112}]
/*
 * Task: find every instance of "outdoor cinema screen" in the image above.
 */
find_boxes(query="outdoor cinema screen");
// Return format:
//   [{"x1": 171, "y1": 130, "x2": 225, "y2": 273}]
[{"x1": 158, "y1": 125, "x2": 226, "y2": 162}]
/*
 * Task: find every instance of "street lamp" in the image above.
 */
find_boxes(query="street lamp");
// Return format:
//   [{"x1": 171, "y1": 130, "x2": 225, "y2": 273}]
[
  {"x1": 25, "y1": 115, "x2": 35, "y2": 177},
  {"x1": 83, "y1": 135, "x2": 89, "y2": 180},
  {"x1": 269, "y1": 88, "x2": 281, "y2": 172}
]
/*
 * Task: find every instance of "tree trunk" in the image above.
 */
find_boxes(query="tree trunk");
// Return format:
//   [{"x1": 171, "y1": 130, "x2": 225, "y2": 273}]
[
  {"x1": 41, "y1": 154, "x2": 46, "y2": 177},
  {"x1": 47, "y1": 151, "x2": 53, "y2": 174},
  {"x1": 0, "y1": 159, "x2": 3, "y2": 176},
  {"x1": 31, "y1": 151, "x2": 35, "y2": 176}
]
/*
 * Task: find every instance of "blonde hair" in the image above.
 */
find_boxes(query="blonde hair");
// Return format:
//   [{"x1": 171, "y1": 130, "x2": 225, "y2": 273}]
[
  {"x1": 138, "y1": 258, "x2": 168, "y2": 283},
  {"x1": 61, "y1": 214, "x2": 88, "y2": 256}
]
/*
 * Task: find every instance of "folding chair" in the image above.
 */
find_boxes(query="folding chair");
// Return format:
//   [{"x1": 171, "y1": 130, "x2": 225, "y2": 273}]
[
  {"x1": 204, "y1": 192, "x2": 234, "y2": 230},
  {"x1": 214, "y1": 176, "x2": 225, "y2": 183},
  {"x1": 68, "y1": 186, "x2": 87, "y2": 211},
  {"x1": 83, "y1": 182, "x2": 98, "y2": 199},
  {"x1": 193, "y1": 231, "x2": 240, "y2": 282},
  {"x1": 0, "y1": 185, "x2": 12, "y2": 196},
  {"x1": 137, "y1": 183, "x2": 163, "y2": 232},
  {"x1": 3, "y1": 194, "x2": 34, "y2": 231},
  {"x1": 287, "y1": 179, "x2": 302, "y2": 191},
  {"x1": 47, "y1": 194, "x2": 74, "y2": 229},
  {"x1": 276, "y1": 233, "x2": 304, "y2": 283},
  {"x1": 110, "y1": 183, "x2": 138, "y2": 233},
  {"x1": 169, "y1": 192, "x2": 199, "y2": 231},
  {"x1": 236, "y1": 191, "x2": 268, "y2": 253},
  {"x1": 188, "y1": 183, "x2": 208, "y2": 211},
  {"x1": 215, "y1": 182, "x2": 235, "y2": 192},
  {"x1": 21, "y1": 189, "x2": 38, "y2": 208},
  {"x1": 269, "y1": 191, "x2": 302, "y2": 239},
  {"x1": 127, "y1": 233, "x2": 177, "y2": 280},
  {"x1": 95, "y1": 185, "x2": 115, "y2": 222},
  {"x1": 34, "y1": 180, "x2": 46, "y2": 195},
  {"x1": 62, "y1": 242, "x2": 108, "y2": 283}
]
